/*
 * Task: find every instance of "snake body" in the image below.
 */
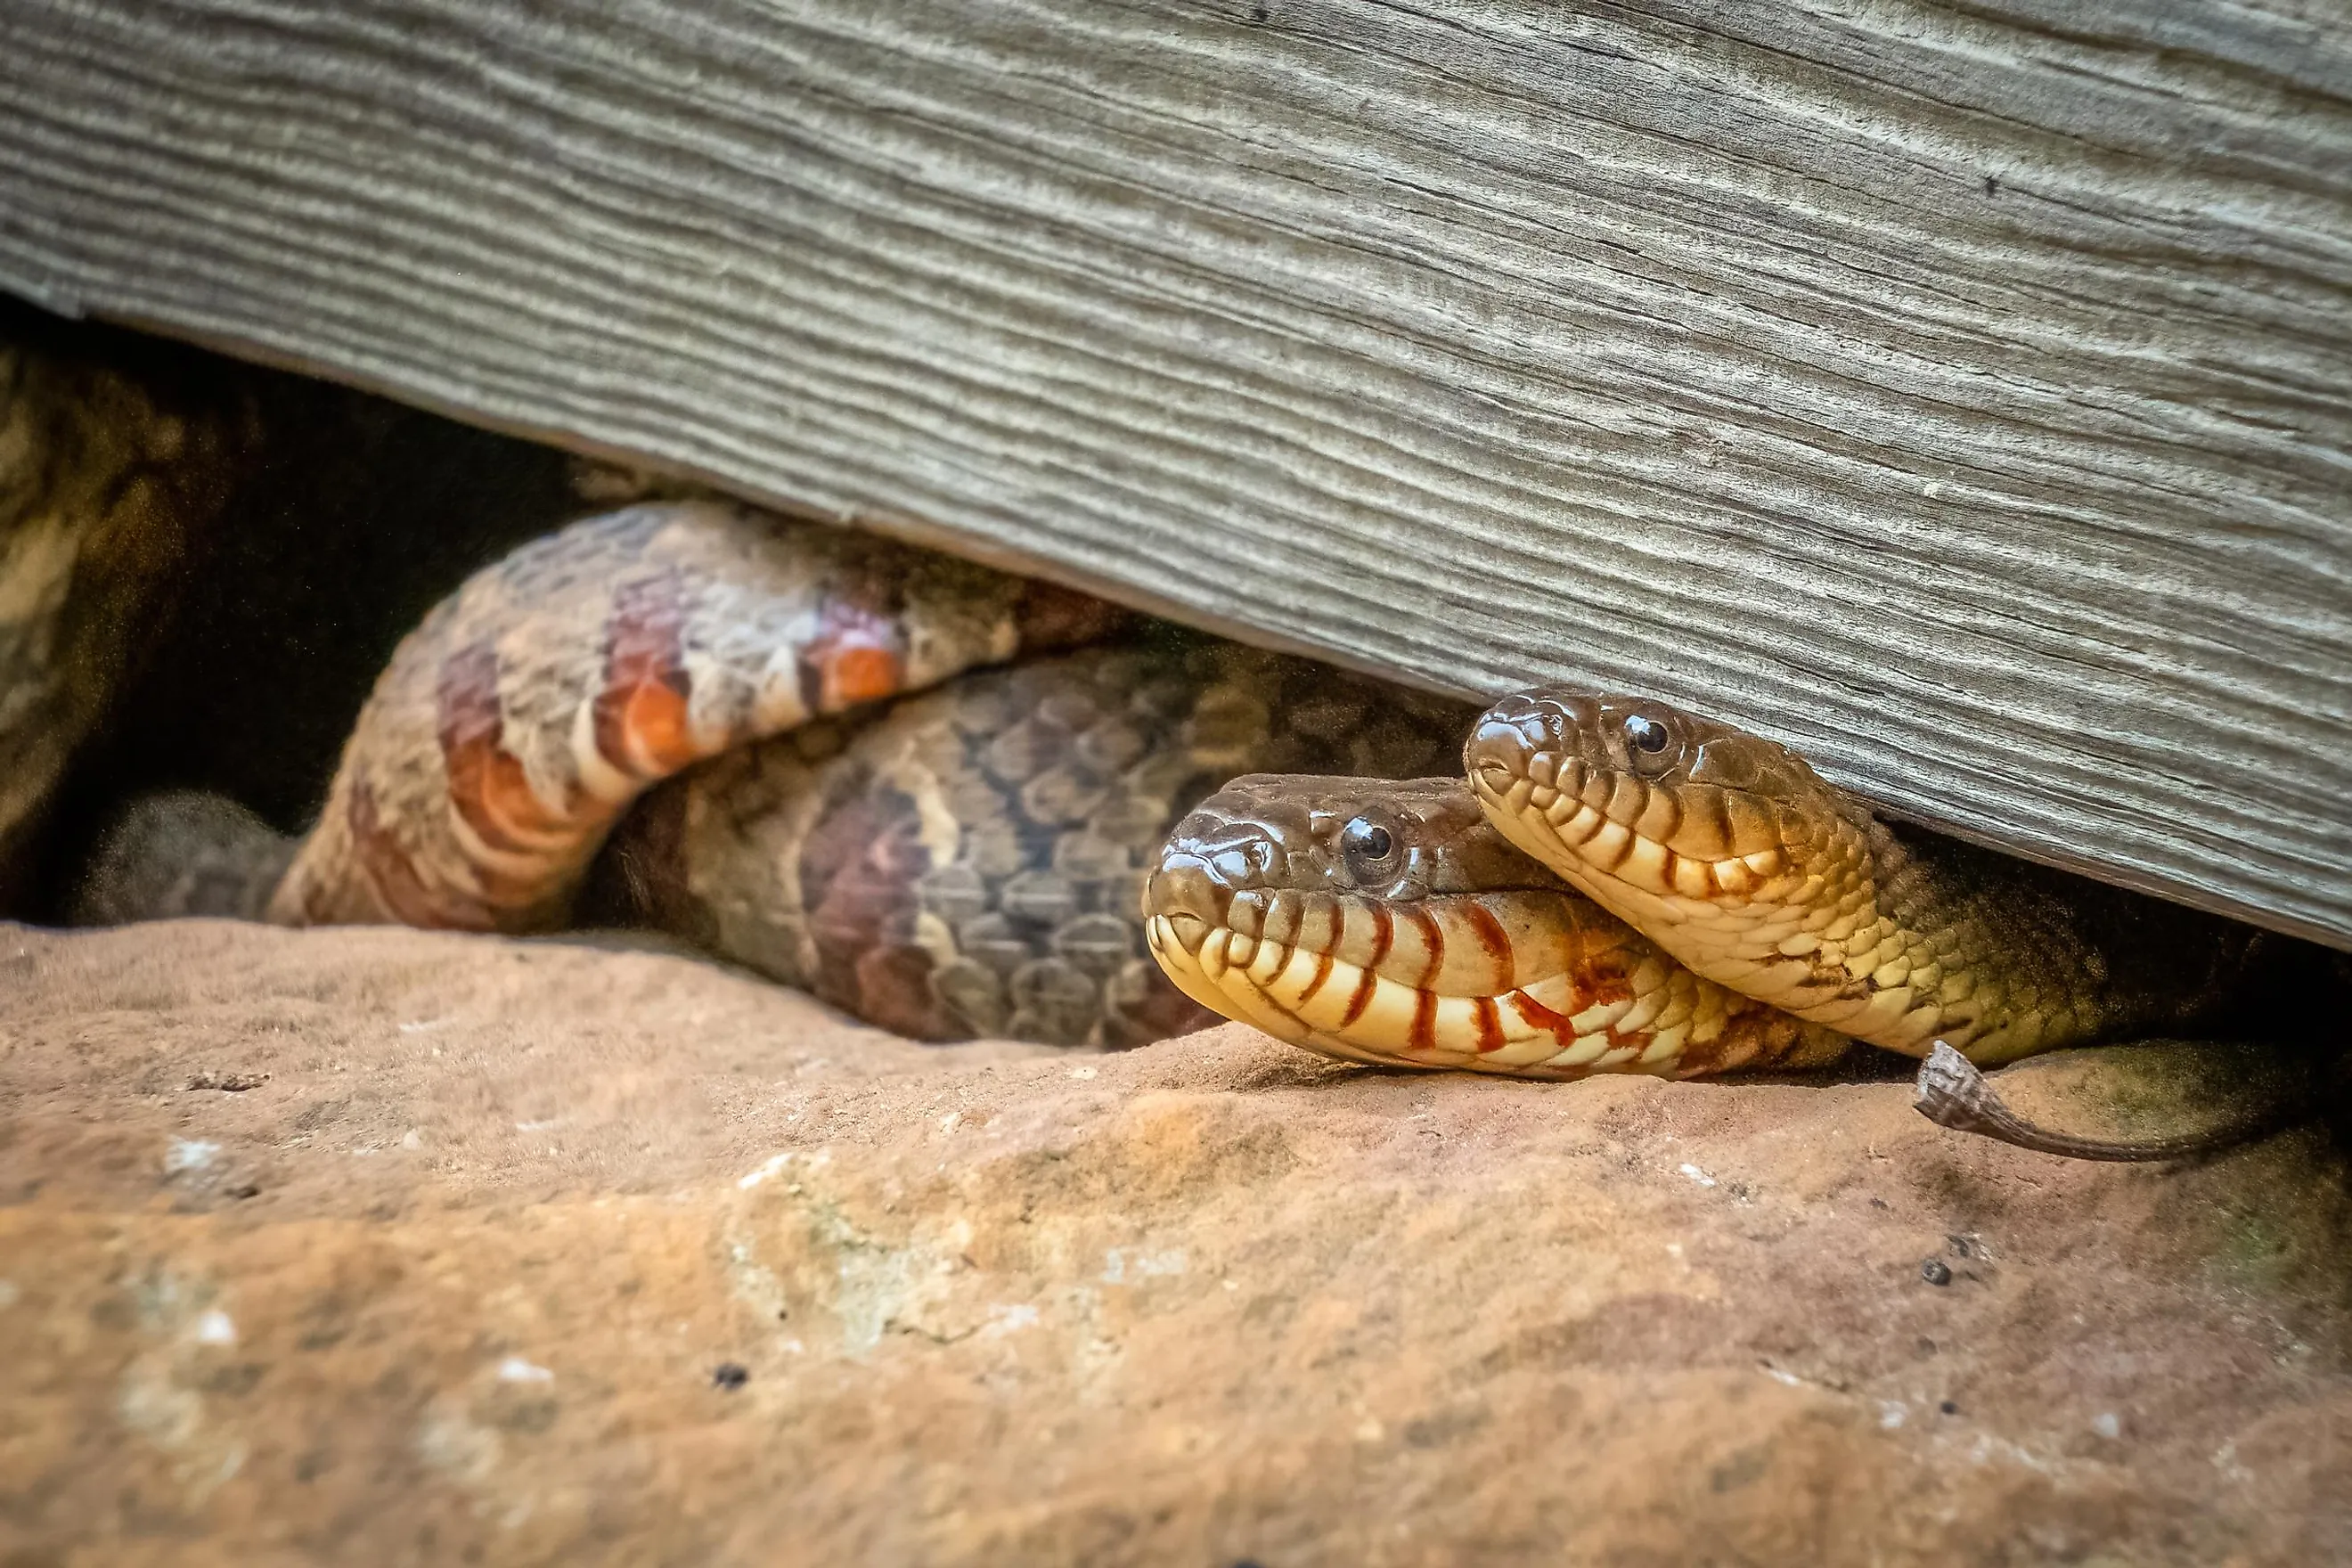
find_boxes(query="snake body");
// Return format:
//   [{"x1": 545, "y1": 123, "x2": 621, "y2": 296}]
[
  {"x1": 84, "y1": 499, "x2": 1474, "y2": 1049},
  {"x1": 600, "y1": 634, "x2": 1469, "y2": 1045},
  {"x1": 265, "y1": 500, "x2": 1117, "y2": 933}
]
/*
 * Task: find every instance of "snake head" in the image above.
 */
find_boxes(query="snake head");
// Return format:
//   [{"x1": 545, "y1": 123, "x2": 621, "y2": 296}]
[
  {"x1": 1464, "y1": 688, "x2": 1853, "y2": 915},
  {"x1": 1139, "y1": 773, "x2": 1835, "y2": 1080},
  {"x1": 1142, "y1": 773, "x2": 1588, "y2": 1069},
  {"x1": 1144, "y1": 774, "x2": 1568, "y2": 956}
]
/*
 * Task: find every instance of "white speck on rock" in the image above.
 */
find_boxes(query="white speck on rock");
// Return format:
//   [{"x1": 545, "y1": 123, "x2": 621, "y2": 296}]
[
  {"x1": 980, "y1": 1303, "x2": 1039, "y2": 1338},
  {"x1": 2093, "y1": 1411, "x2": 2121, "y2": 1440},
  {"x1": 1678, "y1": 1163, "x2": 1717, "y2": 1188},
  {"x1": 739, "y1": 1152, "x2": 794, "y2": 1189},
  {"x1": 497, "y1": 1357, "x2": 553, "y2": 1384},
  {"x1": 1102, "y1": 1248, "x2": 1187, "y2": 1284},
  {"x1": 195, "y1": 1309, "x2": 237, "y2": 1346},
  {"x1": 1066, "y1": 1066, "x2": 1097, "y2": 1080},
  {"x1": 1879, "y1": 1401, "x2": 1907, "y2": 1430},
  {"x1": 165, "y1": 1139, "x2": 220, "y2": 1176}
]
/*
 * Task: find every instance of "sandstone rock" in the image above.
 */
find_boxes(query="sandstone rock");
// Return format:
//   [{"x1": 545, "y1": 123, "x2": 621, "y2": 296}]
[{"x1": 1, "y1": 919, "x2": 2347, "y2": 1564}]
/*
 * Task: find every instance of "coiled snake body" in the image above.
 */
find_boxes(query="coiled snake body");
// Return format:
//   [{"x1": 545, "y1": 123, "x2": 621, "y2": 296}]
[{"x1": 84, "y1": 500, "x2": 1472, "y2": 1049}]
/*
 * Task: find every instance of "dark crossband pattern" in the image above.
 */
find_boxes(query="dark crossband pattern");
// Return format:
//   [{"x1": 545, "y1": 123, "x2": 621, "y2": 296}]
[{"x1": 608, "y1": 643, "x2": 1475, "y2": 1049}]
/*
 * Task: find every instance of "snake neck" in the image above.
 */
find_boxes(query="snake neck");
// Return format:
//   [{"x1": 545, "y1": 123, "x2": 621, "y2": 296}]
[
  {"x1": 1716, "y1": 809, "x2": 2086, "y2": 1058},
  {"x1": 1858, "y1": 819, "x2": 2283, "y2": 1060}
]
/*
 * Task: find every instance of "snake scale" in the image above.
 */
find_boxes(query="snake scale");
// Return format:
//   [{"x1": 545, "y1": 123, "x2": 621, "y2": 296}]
[{"x1": 84, "y1": 498, "x2": 2332, "y2": 1153}]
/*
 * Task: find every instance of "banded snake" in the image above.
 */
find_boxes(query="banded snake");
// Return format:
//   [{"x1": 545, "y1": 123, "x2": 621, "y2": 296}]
[{"x1": 82, "y1": 501, "x2": 2328, "y2": 1157}]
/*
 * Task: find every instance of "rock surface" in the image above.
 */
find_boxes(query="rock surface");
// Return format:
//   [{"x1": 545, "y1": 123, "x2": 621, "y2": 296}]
[{"x1": 3, "y1": 919, "x2": 2348, "y2": 1565}]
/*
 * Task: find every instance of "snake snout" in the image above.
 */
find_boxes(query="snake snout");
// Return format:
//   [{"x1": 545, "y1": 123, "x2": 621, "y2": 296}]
[
  {"x1": 1140, "y1": 853, "x2": 1228, "y2": 957},
  {"x1": 1466, "y1": 690, "x2": 1598, "y2": 804},
  {"x1": 1466, "y1": 713, "x2": 1535, "y2": 797}
]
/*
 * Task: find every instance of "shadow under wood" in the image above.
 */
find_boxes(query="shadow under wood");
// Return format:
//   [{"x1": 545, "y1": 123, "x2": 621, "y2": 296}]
[{"x1": 27, "y1": 351, "x2": 576, "y2": 920}]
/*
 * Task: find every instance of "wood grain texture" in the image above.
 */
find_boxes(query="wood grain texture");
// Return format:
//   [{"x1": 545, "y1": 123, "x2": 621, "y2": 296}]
[{"x1": 1, "y1": 0, "x2": 2347, "y2": 944}]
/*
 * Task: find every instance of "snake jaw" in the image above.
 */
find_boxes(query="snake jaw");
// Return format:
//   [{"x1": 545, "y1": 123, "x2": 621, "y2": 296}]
[{"x1": 1144, "y1": 912, "x2": 1318, "y2": 1047}]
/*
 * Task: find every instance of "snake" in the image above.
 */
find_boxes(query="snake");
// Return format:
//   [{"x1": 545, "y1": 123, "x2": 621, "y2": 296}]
[
  {"x1": 1142, "y1": 695, "x2": 2335, "y2": 1156},
  {"x1": 1462, "y1": 690, "x2": 2286, "y2": 1061},
  {"x1": 80, "y1": 497, "x2": 2330, "y2": 1155},
  {"x1": 78, "y1": 497, "x2": 1475, "y2": 1049}
]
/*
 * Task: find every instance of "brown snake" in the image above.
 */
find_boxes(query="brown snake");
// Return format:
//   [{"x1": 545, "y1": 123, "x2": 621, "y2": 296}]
[
  {"x1": 82, "y1": 502, "x2": 2330, "y2": 1154},
  {"x1": 1142, "y1": 695, "x2": 2335, "y2": 1157},
  {"x1": 81, "y1": 499, "x2": 1474, "y2": 1049},
  {"x1": 1461, "y1": 690, "x2": 2282, "y2": 1062}
]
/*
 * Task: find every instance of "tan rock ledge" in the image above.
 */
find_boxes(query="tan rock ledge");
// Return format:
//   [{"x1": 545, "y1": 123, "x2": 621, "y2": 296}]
[{"x1": 2, "y1": 920, "x2": 2346, "y2": 1564}]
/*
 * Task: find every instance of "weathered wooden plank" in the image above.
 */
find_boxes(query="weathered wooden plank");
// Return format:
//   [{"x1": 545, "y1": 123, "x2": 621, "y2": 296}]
[{"x1": 1, "y1": 0, "x2": 2347, "y2": 944}]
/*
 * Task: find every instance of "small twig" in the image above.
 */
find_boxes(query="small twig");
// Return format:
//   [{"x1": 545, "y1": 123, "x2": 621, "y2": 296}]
[{"x1": 1912, "y1": 1041, "x2": 2287, "y2": 1164}]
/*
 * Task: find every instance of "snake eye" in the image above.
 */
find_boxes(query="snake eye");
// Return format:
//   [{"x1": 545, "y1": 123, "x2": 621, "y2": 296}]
[
  {"x1": 1339, "y1": 815, "x2": 1400, "y2": 881},
  {"x1": 1623, "y1": 714, "x2": 1672, "y2": 756}
]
